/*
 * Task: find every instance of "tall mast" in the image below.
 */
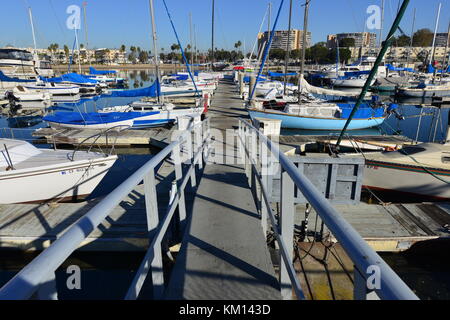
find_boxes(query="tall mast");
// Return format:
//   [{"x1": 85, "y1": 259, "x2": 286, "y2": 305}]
[
  {"x1": 189, "y1": 12, "x2": 194, "y2": 68},
  {"x1": 83, "y1": 2, "x2": 90, "y2": 67},
  {"x1": 149, "y1": 0, "x2": 162, "y2": 103},
  {"x1": 430, "y1": 2, "x2": 442, "y2": 66},
  {"x1": 267, "y1": 2, "x2": 272, "y2": 71},
  {"x1": 407, "y1": 8, "x2": 416, "y2": 65},
  {"x1": 298, "y1": 0, "x2": 310, "y2": 103},
  {"x1": 74, "y1": 29, "x2": 82, "y2": 74},
  {"x1": 283, "y1": 0, "x2": 293, "y2": 95},
  {"x1": 211, "y1": 0, "x2": 215, "y2": 69},
  {"x1": 379, "y1": 0, "x2": 385, "y2": 48},
  {"x1": 28, "y1": 7, "x2": 37, "y2": 51},
  {"x1": 440, "y1": 20, "x2": 450, "y2": 83}
]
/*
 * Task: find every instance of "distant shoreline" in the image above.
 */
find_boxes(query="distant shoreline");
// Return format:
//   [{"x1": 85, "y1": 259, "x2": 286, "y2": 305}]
[{"x1": 52, "y1": 64, "x2": 208, "y2": 72}]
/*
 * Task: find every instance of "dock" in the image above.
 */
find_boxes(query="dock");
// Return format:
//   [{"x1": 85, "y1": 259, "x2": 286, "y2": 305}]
[
  {"x1": 32, "y1": 126, "x2": 175, "y2": 148},
  {"x1": 1, "y1": 77, "x2": 448, "y2": 300},
  {"x1": 165, "y1": 78, "x2": 281, "y2": 299}
]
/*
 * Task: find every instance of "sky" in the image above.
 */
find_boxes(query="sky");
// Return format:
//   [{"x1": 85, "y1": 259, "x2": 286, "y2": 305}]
[{"x1": 1, "y1": 0, "x2": 449, "y2": 53}]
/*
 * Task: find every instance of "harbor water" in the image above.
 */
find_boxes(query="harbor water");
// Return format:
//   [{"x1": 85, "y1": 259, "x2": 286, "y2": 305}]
[{"x1": 1, "y1": 70, "x2": 449, "y2": 299}]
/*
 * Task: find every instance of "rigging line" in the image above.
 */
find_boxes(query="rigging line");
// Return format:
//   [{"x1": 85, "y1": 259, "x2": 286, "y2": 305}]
[
  {"x1": 161, "y1": 0, "x2": 199, "y2": 95},
  {"x1": 48, "y1": 0, "x2": 67, "y2": 38}
]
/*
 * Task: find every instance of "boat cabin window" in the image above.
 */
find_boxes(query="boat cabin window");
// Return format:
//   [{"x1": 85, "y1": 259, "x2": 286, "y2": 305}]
[
  {"x1": 0, "y1": 50, "x2": 33, "y2": 61},
  {"x1": 399, "y1": 146, "x2": 427, "y2": 156}
]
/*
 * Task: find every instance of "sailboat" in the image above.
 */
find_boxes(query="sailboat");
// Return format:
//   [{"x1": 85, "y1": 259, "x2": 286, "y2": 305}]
[
  {"x1": 360, "y1": 143, "x2": 450, "y2": 200},
  {"x1": 246, "y1": 0, "x2": 393, "y2": 131},
  {"x1": 396, "y1": 3, "x2": 450, "y2": 98},
  {"x1": 0, "y1": 138, "x2": 117, "y2": 204}
]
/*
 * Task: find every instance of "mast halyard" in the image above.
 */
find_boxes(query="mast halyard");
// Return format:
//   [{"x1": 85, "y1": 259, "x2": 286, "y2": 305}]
[
  {"x1": 298, "y1": 0, "x2": 310, "y2": 104},
  {"x1": 283, "y1": 0, "x2": 293, "y2": 95},
  {"x1": 149, "y1": 0, "x2": 163, "y2": 104}
]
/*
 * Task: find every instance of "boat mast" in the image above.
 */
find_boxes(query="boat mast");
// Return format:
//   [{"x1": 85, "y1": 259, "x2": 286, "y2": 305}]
[
  {"x1": 211, "y1": 0, "x2": 215, "y2": 70},
  {"x1": 189, "y1": 12, "x2": 194, "y2": 71},
  {"x1": 407, "y1": 8, "x2": 416, "y2": 65},
  {"x1": 379, "y1": 0, "x2": 385, "y2": 48},
  {"x1": 440, "y1": 20, "x2": 450, "y2": 84},
  {"x1": 335, "y1": 0, "x2": 410, "y2": 150},
  {"x1": 74, "y1": 29, "x2": 82, "y2": 74},
  {"x1": 149, "y1": 0, "x2": 162, "y2": 104},
  {"x1": 430, "y1": 3, "x2": 442, "y2": 68},
  {"x1": 298, "y1": 0, "x2": 310, "y2": 104},
  {"x1": 267, "y1": 2, "x2": 272, "y2": 73},
  {"x1": 27, "y1": 7, "x2": 37, "y2": 51},
  {"x1": 283, "y1": 0, "x2": 293, "y2": 95},
  {"x1": 83, "y1": 2, "x2": 90, "y2": 67}
]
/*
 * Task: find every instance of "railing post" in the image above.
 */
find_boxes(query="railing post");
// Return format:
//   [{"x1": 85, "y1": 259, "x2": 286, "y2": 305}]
[
  {"x1": 279, "y1": 169, "x2": 295, "y2": 300},
  {"x1": 260, "y1": 137, "x2": 269, "y2": 236},
  {"x1": 238, "y1": 121, "x2": 244, "y2": 164},
  {"x1": 144, "y1": 169, "x2": 164, "y2": 299},
  {"x1": 172, "y1": 143, "x2": 187, "y2": 227},
  {"x1": 196, "y1": 122, "x2": 203, "y2": 170},
  {"x1": 353, "y1": 267, "x2": 380, "y2": 300},
  {"x1": 186, "y1": 131, "x2": 197, "y2": 188}
]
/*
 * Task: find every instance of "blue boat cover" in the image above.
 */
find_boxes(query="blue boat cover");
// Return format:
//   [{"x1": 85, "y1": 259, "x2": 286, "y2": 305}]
[
  {"x1": 426, "y1": 64, "x2": 450, "y2": 74},
  {"x1": 43, "y1": 111, "x2": 158, "y2": 126},
  {"x1": 0, "y1": 71, "x2": 34, "y2": 83},
  {"x1": 40, "y1": 73, "x2": 98, "y2": 84},
  {"x1": 337, "y1": 103, "x2": 385, "y2": 119},
  {"x1": 243, "y1": 76, "x2": 267, "y2": 83},
  {"x1": 170, "y1": 74, "x2": 189, "y2": 81},
  {"x1": 268, "y1": 72, "x2": 297, "y2": 77},
  {"x1": 101, "y1": 79, "x2": 161, "y2": 98},
  {"x1": 89, "y1": 67, "x2": 117, "y2": 75},
  {"x1": 386, "y1": 64, "x2": 415, "y2": 73},
  {"x1": 343, "y1": 70, "x2": 371, "y2": 78}
]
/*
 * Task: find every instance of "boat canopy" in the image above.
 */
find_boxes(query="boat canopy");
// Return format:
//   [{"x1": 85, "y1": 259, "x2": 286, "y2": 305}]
[
  {"x1": 243, "y1": 75, "x2": 267, "y2": 83},
  {"x1": 40, "y1": 73, "x2": 98, "y2": 84},
  {"x1": 268, "y1": 71, "x2": 297, "y2": 77},
  {"x1": 386, "y1": 64, "x2": 415, "y2": 73},
  {"x1": 89, "y1": 67, "x2": 117, "y2": 75},
  {"x1": 337, "y1": 103, "x2": 385, "y2": 119},
  {"x1": 43, "y1": 111, "x2": 158, "y2": 126},
  {"x1": 170, "y1": 74, "x2": 189, "y2": 81},
  {"x1": 0, "y1": 71, "x2": 34, "y2": 83},
  {"x1": 426, "y1": 64, "x2": 450, "y2": 74},
  {"x1": 101, "y1": 79, "x2": 161, "y2": 98}
]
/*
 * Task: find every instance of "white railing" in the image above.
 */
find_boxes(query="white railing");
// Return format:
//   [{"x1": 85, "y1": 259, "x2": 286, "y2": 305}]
[
  {"x1": 0, "y1": 118, "x2": 211, "y2": 300},
  {"x1": 238, "y1": 118, "x2": 419, "y2": 300}
]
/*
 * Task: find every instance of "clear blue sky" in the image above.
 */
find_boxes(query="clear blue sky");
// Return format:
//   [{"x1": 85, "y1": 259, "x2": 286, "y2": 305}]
[{"x1": 1, "y1": 0, "x2": 449, "y2": 52}]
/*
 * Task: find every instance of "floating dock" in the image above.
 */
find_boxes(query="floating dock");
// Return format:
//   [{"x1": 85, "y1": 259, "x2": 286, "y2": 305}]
[{"x1": 32, "y1": 126, "x2": 175, "y2": 148}]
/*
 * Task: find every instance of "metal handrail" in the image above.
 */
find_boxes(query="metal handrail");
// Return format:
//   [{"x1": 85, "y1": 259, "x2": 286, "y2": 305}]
[
  {"x1": 0, "y1": 117, "x2": 210, "y2": 300},
  {"x1": 239, "y1": 118, "x2": 419, "y2": 300}
]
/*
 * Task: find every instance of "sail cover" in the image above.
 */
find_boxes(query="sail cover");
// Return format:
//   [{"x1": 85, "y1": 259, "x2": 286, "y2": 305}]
[
  {"x1": 89, "y1": 67, "x2": 117, "y2": 75},
  {"x1": 101, "y1": 79, "x2": 161, "y2": 98},
  {"x1": 0, "y1": 71, "x2": 34, "y2": 83},
  {"x1": 40, "y1": 73, "x2": 98, "y2": 84}
]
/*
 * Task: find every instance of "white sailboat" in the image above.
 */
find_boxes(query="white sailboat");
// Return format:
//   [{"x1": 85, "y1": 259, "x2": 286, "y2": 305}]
[{"x1": 0, "y1": 139, "x2": 117, "y2": 204}]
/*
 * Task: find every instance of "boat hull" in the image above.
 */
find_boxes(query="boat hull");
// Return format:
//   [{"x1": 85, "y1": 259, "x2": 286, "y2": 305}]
[
  {"x1": 396, "y1": 88, "x2": 450, "y2": 98},
  {"x1": 0, "y1": 156, "x2": 117, "y2": 204},
  {"x1": 363, "y1": 159, "x2": 450, "y2": 200},
  {"x1": 248, "y1": 109, "x2": 385, "y2": 130}
]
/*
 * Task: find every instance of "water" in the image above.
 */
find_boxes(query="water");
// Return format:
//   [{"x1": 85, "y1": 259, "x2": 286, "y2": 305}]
[{"x1": 1, "y1": 71, "x2": 450, "y2": 299}]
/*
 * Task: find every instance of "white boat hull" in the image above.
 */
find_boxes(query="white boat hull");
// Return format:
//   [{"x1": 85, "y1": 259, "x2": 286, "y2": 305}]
[
  {"x1": 0, "y1": 156, "x2": 117, "y2": 204},
  {"x1": 363, "y1": 160, "x2": 450, "y2": 199}
]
